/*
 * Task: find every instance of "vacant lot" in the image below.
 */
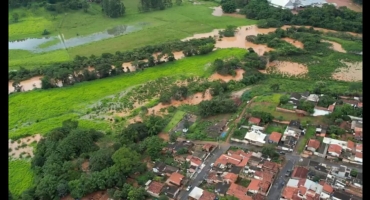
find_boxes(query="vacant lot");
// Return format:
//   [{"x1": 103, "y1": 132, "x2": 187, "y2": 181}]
[
  {"x1": 163, "y1": 110, "x2": 186, "y2": 133},
  {"x1": 9, "y1": 48, "x2": 246, "y2": 139}
]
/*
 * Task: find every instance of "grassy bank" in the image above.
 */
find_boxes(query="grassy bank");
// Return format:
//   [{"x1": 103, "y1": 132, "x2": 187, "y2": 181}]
[
  {"x1": 9, "y1": 160, "x2": 34, "y2": 198},
  {"x1": 9, "y1": 48, "x2": 247, "y2": 139},
  {"x1": 9, "y1": 1, "x2": 255, "y2": 69}
]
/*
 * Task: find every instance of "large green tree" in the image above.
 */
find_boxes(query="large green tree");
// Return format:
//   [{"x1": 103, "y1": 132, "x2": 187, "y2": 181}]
[{"x1": 102, "y1": 0, "x2": 125, "y2": 18}]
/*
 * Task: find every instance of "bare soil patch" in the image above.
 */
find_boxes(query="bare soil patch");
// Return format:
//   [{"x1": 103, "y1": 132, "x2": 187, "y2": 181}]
[
  {"x1": 81, "y1": 160, "x2": 90, "y2": 172},
  {"x1": 321, "y1": 40, "x2": 347, "y2": 53},
  {"x1": 231, "y1": 87, "x2": 250, "y2": 98},
  {"x1": 282, "y1": 38, "x2": 304, "y2": 49},
  {"x1": 326, "y1": 0, "x2": 362, "y2": 12},
  {"x1": 209, "y1": 69, "x2": 245, "y2": 82},
  {"x1": 211, "y1": 6, "x2": 245, "y2": 18},
  {"x1": 128, "y1": 116, "x2": 143, "y2": 124},
  {"x1": 8, "y1": 134, "x2": 42, "y2": 158},
  {"x1": 148, "y1": 89, "x2": 212, "y2": 115},
  {"x1": 158, "y1": 132, "x2": 170, "y2": 142},
  {"x1": 265, "y1": 61, "x2": 308, "y2": 76},
  {"x1": 332, "y1": 61, "x2": 362, "y2": 81}
]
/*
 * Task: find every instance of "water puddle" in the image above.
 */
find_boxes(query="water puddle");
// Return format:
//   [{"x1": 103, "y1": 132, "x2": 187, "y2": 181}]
[{"x1": 9, "y1": 24, "x2": 146, "y2": 53}]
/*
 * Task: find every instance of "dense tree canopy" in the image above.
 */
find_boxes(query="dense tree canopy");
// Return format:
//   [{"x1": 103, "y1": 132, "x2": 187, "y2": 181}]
[
  {"x1": 102, "y1": 0, "x2": 125, "y2": 18},
  {"x1": 198, "y1": 97, "x2": 238, "y2": 117}
]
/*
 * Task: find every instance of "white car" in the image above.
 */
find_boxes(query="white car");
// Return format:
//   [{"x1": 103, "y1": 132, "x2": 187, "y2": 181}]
[
  {"x1": 210, "y1": 163, "x2": 214, "y2": 167},
  {"x1": 186, "y1": 186, "x2": 192, "y2": 191}
]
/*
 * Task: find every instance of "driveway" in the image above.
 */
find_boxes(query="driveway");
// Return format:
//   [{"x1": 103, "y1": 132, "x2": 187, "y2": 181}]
[
  {"x1": 267, "y1": 154, "x2": 300, "y2": 200},
  {"x1": 177, "y1": 144, "x2": 230, "y2": 200}
]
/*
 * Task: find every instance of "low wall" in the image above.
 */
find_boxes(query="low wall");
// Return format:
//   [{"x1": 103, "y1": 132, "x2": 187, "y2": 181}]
[
  {"x1": 231, "y1": 138, "x2": 249, "y2": 144},
  {"x1": 276, "y1": 107, "x2": 296, "y2": 113}
]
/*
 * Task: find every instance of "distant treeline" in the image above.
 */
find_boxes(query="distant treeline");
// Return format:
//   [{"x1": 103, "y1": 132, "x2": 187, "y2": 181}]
[{"x1": 9, "y1": 37, "x2": 215, "y2": 91}]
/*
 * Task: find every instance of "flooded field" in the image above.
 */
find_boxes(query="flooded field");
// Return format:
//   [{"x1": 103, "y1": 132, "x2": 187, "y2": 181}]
[
  {"x1": 209, "y1": 69, "x2": 245, "y2": 82},
  {"x1": 8, "y1": 134, "x2": 42, "y2": 158},
  {"x1": 326, "y1": 0, "x2": 362, "y2": 12},
  {"x1": 211, "y1": 6, "x2": 244, "y2": 18},
  {"x1": 10, "y1": 25, "x2": 361, "y2": 93},
  {"x1": 321, "y1": 40, "x2": 347, "y2": 53},
  {"x1": 148, "y1": 89, "x2": 212, "y2": 115},
  {"x1": 9, "y1": 24, "x2": 146, "y2": 53},
  {"x1": 282, "y1": 38, "x2": 304, "y2": 49},
  {"x1": 332, "y1": 61, "x2": 362, "y2": 81},
  {"x1": 264, "y1": 61, "x2": 309, "y2": 76}
]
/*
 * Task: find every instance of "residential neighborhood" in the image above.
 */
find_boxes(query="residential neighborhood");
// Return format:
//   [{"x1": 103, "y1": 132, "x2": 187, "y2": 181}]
[{"x1": 141, "y1": 93, "x2": 362, "y2": 200}]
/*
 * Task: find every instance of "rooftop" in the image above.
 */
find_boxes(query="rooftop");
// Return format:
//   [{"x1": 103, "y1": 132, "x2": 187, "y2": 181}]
[
  {"x1": 333, "y1": 190, "x2": 362, "y2": 200},
  {"x1": 215, "y1": 181, "x2": 231, "y2": 195},
  {"x1": 322, "y1": 137, "x2": 348, "y2": 148},
  {"x1": 328, "y1": 144, "x2": 342, "y2": 155},
  {"x1": 162, "y1": 184, "x2": 179, "y2": 198},
  {"x1": 214, "y1": 154, "x2": 242, "y2": 167},
  {"x1": 262, "y1": 161, "x2": 279, "y2": 172},
  {"x1": 249, "y1": 117, "x2": 261, "y2": 125},
  {"x1": 147, "y1": 181, "x2": 165, "y2": 194},
  {"x1": 190, "y1": 157, "x2": 203, "y2": 166},
  {"x1": 319, "y1": 180, "x2": 333, "y2": 194},
  {"x1": 289, "y1": 120, "x2": 301, "y2": 129},
  {"x1": 223, "y1": 172, "x2": 239, "y2": 183},
  {"x1": 168, "y1": 172, "x2": 184, "y2": 185},
  {"x1": 227, "y1": 183, "x2": 252, "y2": 200},
  {"x1": 355, "y1": 152, "x2": 362, "y2": 159},
  {"x1": 244, "y1": 129, "x2": 267, "y2": 143},
  {"x1": 199, "y1": 190, "x2": 216, "y2": 200},
  {"x1": 269, "y1": 132, "x2": 282, "y2": 143},
  {"x1": 307, "y1": 139, "x2": 320, "y2": 150},
  {"x1": 248, "y1": 179, "x2": 262, "y2": 191},
  {"x1": 189, "y1": 187, "x2": 204, "y2": 200},
  {"x1": 356, "y1": 144, "x2": 362, "y2": 151},
  {"x1": 347, "y1": 140, "x2": 355, "y2": 149},
  {"x1": 292, "y1": 166, "x2": 309, "y2": 179},
  {"x1": 282, "y1": 186, "x2": 299, "y2": 199}
]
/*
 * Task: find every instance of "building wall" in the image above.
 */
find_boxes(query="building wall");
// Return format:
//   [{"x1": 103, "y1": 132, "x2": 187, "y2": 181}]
[
  {"x1": 328, "y1": 152, "x2": 340, "y2": 157},
  {"x1": 147, "y1": 191, "x2": 160, "y2": 198},
  {"x1": 354, "y1": 157, "x2": 362, "y2": 163}
]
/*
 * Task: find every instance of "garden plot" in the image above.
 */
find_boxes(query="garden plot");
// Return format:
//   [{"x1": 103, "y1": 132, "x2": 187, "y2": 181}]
[
  {"x1": 8, "y1": 134, "x2": 42, "y2": 159},
  {"x1": 332, "y1": 61, "x2": 362, "y2": 82}
]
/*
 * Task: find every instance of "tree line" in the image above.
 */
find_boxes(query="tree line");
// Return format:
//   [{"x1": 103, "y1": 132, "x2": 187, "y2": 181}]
[
  {"x1": 219, "y1": 0, "x2": 362, "y2": 33},
  {"x1": 19, "y1": 116, "x2": 168, "y2": 199},
  {"x1": 9, "y1": 37, "x2": 215, "y2": 93}
]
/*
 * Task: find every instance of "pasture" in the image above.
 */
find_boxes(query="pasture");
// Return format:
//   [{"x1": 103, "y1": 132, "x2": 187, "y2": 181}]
[{"x1": 9, "y1": 160, "x2": 34, "y2": 197}]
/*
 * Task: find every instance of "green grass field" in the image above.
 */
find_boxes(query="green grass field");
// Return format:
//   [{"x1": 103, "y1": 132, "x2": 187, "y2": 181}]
[
  {"x1": 322, "y1": 36, "x2": 363, "y2": 52},
  {"x1": 9, "y1": 160, "x2": 34, "y2": 197},
  {"x1": 9, "y1": 1, "x2": 256, "y2": 69},
  {"x1": 163, "y1": 110, "x2": 186, "y2": 133},
  {"x1": 9, "y1": 48, "x2": 246, "y2": 139}
]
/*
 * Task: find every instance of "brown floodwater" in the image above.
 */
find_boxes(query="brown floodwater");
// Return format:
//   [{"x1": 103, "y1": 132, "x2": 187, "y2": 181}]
[
  {"x1": 211, "y1": 6, "x2": 245, "y2": 18},
  {"x1": 262, "y1": 61, "x2": 308, "y2": 76},
  {"x1": 10, "y1": 25, "x2": 360, "y2": 93},
  {"x1": 282, "y1": 38, "x2": 304, "y2": 49},
  {"x1": 321, "y1": 40, "x2": 347, "y2": 53},
  {"x1": 209, "y1": 69, "x2": 245, "y2": 82},
  {"x1": 332, "y1": 61, "x2": 362, "y2": 82}
]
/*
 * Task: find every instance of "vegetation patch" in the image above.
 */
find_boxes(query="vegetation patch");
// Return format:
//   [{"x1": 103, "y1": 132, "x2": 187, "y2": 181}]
[
  {"x1": 163, "y1": 110, "x2": 186, "y2": 132},
  {"x1": 9, "y1": 160, "x2": 34, "y2": 198}
]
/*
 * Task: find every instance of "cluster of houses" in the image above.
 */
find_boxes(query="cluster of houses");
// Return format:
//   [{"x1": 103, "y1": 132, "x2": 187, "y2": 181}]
[
  {"x1": 234, "y1": 119, "x2": 302, "y2": 152},
  {"x1": 191, "y1": 148, "x2": 281, "y2": 200},
  {"x1": 145, "y1": 141, "x2": 216, "y2": 200},
  {"x1": 286, "y1": 92, "x2": 362, "y2": 117},
  {"x1": 281, "y1": 162, "x2": 362, "y2": 200}
]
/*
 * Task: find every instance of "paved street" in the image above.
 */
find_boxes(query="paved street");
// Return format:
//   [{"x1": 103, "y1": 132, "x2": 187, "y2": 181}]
[
  {"x1": 178, "y1": 144, "x2": 230, "y2": 200},
  {"x1": 267, "y1": 154, "x2": 300, "y2": 200}
]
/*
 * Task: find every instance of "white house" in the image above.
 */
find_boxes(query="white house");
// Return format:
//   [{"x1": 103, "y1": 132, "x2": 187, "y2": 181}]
[
  {"x1": 267, "y1": 0, "x2": 326, "y2": 9},
  {"x1": 322, "y1": 137, "x2": 350, "y2": 150},
  {"x1": 244, "y1": 129, "x2": 267, "y2": 146},
  {"x1": 189, "y1": 187, "x2": 204, "y2": 200}
]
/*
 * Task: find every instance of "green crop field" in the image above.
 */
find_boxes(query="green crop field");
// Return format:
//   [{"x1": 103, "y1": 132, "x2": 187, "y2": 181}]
[
  {"x1": 9, "y1": 160, "x2": 34, "y2": 197},
  {"x1": 163, "y1": 110, "x2": 186, "y2": 132},
  {"x1": 9, "y1": 1, "x2": 256, "y2": 69},
  {"x1": 9, "y1": 48, "x2": 246, "y2": 139}
]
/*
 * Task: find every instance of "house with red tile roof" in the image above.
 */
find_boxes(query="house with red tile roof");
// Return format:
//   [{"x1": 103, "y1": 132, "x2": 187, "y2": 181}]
[
  {"x1": 190, "y1": 157, "x2": 202, "y2": 167},
  {"x1": 306, "y1": 139, "x2": 320, "y2": 152},
  {"x1": 205, "y1": 171, "x2": 223, "y2": 184},
  {"x1": 226, "y1": 183, "x2": 252, "y2": 200},
  {"x1": 214, "y1": 152, "x2": 252, "y2": 169},
  {"x1": 145, "y1": 181, "x2": 165, "y2": 197},
  {"x1": 327, "y1": 144, "x2": 342, "y2": 157},
  {"x1": 268, "y1": 132, "x2": 282, "y2": 144},
  {"x1": 319, "y1": 180, "x2": 333, "y2": 199},
  {"x1": 354, "y1": 130, "x2": 363, "y2": 141},
  {"x1": 356, "y1": 143, "x2": 362, "y2": 152},
  {"x1": 202, "y1": 144, "x2": 214, "y2": 152},
  {"x1": 291, "y1": 166, "x2": 309, "y2": 179},
  {"x1": 262, "y1": 161, "x2": 279, "y2": 174},
  {"x1": 346, "y1": 140, "x2": 355, "y2": 152},
  {"x1": 168, "y1": 172, "x2": 184, "y2": 186},
  {"x1": 283, "y1": 178, "x2": 323, "y2": 200},
  {"x1": 223, "y1": 172, "x2": 239, "y2": 183},
  {"x1": 248, "y1": 117, "x2": 261, "y2": 125},
  {"x1": 354, "y1": 152, "x2": 362, "y2": 163}
]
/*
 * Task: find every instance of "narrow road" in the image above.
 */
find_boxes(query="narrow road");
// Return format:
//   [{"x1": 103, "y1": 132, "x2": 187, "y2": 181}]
[
  {"x1": 267, "y1": 154, "x2": 300, "y2": 200},
  {"x1": 177, "y1": 144, "x2": 230, "y2": 200}
]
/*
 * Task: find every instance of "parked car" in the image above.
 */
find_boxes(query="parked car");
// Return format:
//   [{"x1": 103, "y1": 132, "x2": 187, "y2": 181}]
[{"x1": 186, "y1": 185, "x2": 192, "y2": 191}]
